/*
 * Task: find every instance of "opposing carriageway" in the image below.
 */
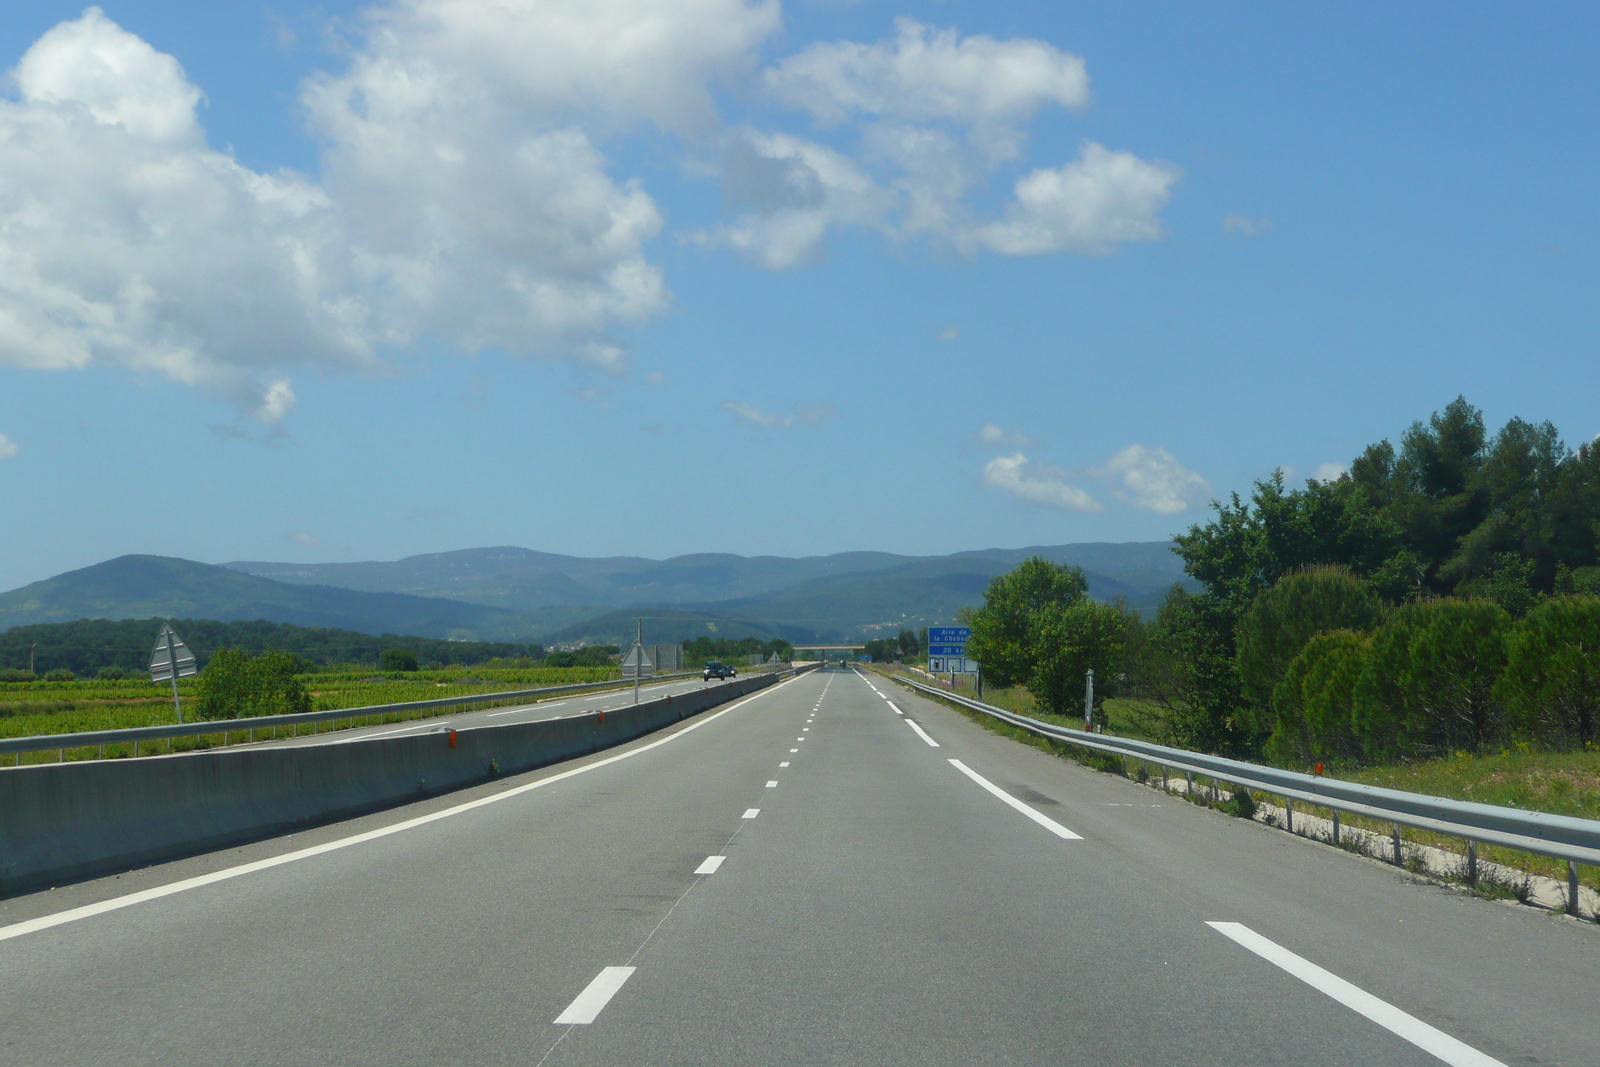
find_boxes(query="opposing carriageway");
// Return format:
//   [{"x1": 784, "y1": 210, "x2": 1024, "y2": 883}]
[{"x1": 0, "y1": 668, "x2": 1593, "y2": 1066}]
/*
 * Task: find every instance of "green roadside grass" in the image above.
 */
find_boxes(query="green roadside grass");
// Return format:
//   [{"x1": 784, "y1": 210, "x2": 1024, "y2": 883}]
[
  {"x1": 0, "y1": 665, "x2": 627, "y2": 765},
  {"x1": 871, "y1": 664, "x2": 1600, "y2": 893}
]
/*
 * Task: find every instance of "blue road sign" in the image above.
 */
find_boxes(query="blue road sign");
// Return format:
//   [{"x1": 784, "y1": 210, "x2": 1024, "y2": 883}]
[{"x1": 927, "y1": 626, "x2": 971, "y2": 657}]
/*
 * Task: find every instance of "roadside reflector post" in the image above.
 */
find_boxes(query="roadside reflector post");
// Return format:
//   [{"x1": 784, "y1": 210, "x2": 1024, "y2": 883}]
[{"x1": 1083, "y1": 668, "x2": 1094, "y2": 730}]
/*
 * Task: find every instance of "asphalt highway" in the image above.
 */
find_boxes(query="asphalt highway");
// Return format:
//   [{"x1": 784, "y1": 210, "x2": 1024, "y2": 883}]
[{"x1": 1, "y1": 667, "x2": 1595, "y2": 1066}]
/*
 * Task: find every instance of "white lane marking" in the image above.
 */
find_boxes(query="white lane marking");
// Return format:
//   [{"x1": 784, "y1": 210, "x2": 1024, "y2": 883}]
[
  {"x1": 0, "y1": 679, "x2": 797, "y2": 944},
  {"x1": 326, "y1": 721, "x2": 452, "y2": 744},
  {"x1": 905, "y1": 719, "x2": 940, "y2": 747},
  {"x1": 554, "y1": 966, "x2": 636, "y2": 1025},
  {"x1": 947, "y1": 759, "x2": 1081, "y2": 840},
  {"x1": 802, "y1": 728, "x2": 809, "y2": 732},
  {"x1": 694, "y1": 855, "x2": 725, "y2": 875},
  {"x1": 1206, "y1": 923, "x2": 1506, "y2": 1067},
  {"x1": 488, "y1": 700, "x2": 565, "y2": 717},
  {"x1": 790, "y1": 748, "x2": 798, "y2": 753},
  {"x1": 886, "y1": 701, "x2": 903, "y2": 715},
  {"x1": 742, "y1": 808, "x2": 760, "y2": 819},
  {"x1": 766, "y1": 781, "x2": 778, "y2": 788},
  {"x1": 779, "y1": 761, "x2": 789, "y2": 767}
]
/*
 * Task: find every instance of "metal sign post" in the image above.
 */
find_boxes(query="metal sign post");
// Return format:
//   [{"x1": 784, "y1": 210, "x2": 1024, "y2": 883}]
[
  {"x1": 621, "y1": 618, "x2": 653, "y2": 704},
  {"x1": 149, "y1": 625, "x2": 198, "y2": 723}
]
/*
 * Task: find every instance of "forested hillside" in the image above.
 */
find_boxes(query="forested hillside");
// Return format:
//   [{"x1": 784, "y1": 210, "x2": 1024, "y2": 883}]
[{"x1": 0, "y1": 618, "x2": 540, "y2": 678}]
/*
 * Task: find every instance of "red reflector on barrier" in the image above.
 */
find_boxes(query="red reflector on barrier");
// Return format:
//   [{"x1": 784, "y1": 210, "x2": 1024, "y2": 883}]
[
  {"x1": 1314, "y1": 762, "x2": 1324, "y2": 776},
  {"x1": 597, "y1": 710, "x2": 604, "y2": 723},
  {"x1": 448, "y1": 730, "x2": 457, "y2": 748}
]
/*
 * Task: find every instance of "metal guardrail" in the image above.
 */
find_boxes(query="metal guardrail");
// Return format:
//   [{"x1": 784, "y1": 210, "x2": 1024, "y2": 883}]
[
  {"x1": 0, "y1": 670, "x2": 722, "y2": 762},
  {"x1": 889, "y1": 672, "x2": 1600, "y2": 869}
]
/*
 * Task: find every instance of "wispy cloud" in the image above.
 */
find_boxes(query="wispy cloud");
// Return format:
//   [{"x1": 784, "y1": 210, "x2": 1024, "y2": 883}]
[
  {"x1": 289, "y1": 531, "x2": 320, "y2": 546},
  {"x1": 977, "y1": 423, "x2": 1032, "y2": 448},
  {"x1": 1223, "y1": 214, "x2": 1274, "y2": 237},
  {"x1": 938, "y1": 325, "x2": 960, "y2": 341},
  {"x1": 724, "y1": 401, "x2": 833, "y2": 428},
  {"x1": 1312, "y1": 461, "x2": 1347, "y2": 482},
  {"x1": 982, "y1": 453, "x2": 1101, "y2": 512},
  {"x1": 0, "y1": 433, "x2": 17, "y2": 461}
]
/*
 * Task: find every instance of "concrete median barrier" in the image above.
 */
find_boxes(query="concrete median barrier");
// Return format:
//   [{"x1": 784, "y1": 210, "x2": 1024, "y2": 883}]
[{"x1": 0, "y1": 674, "x2": 782, "y2": 895}]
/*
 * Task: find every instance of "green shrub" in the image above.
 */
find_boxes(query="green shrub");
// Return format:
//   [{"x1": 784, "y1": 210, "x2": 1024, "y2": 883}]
[
  {"x1": 380, "y1": 648, "x2": 419, "y2": 672},
  {"x1": 195, "y1": 648, "x2": 312, "y2": 720},
  {"x1": 1269, "y1": 630, "x2": 1370, "y2": 764},
  {"x1": 0, "y1": 669, "x2": 36, "y2": 682},
  {"x1": 1236, "y1": 567, "x2": 1382, "y2": 735},
  {"x1": 96, "y1": 666, "x2": 126, "y2": 680},
  {"x1": 1351, "y1": 599, "x2": 1510, "y2": 760},
  {"x1": 1499, "y1": 597, "x2": 1600, "y2": 746},
  {"x1": 42, "y1": 668, "x2": 76, "y2": 682}
]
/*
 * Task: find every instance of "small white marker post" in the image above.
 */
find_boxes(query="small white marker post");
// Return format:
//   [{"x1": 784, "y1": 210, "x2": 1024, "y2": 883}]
[{"x1": 1083, "y1": 668, "x2": 1095, "y2": 731}]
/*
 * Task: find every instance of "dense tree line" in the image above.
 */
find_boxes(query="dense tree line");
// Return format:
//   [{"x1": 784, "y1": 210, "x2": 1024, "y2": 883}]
[
  {"x1": 0, "y1": 618, "x2": 543, "y2": 679},
  {"x1": 862, "y1": 630, "x2": 924, "y2": 663},
  {"x1": 682, "y1": 636, "x2": 793, "y2": 666},
  {"x1": 1131, "y1": 398, "x2": 1600, "y2": 762}
]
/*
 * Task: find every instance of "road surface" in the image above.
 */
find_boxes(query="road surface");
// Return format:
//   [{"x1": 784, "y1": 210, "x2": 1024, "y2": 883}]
[{"x1": 1, "y1": 667, "x2": 1593, "y2": 1066}]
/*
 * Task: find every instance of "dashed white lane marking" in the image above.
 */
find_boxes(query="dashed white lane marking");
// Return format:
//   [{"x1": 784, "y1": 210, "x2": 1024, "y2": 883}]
[
  {"x1": 554, "y1": 966, "x2": 636, "y2": 1025},
  {"x1": 742, "y1": 808, "x2": 760, "y2": 819},
  {"x1": 906, "y1": 719, "x2": 940, "y2": 747},
  {"x1": 948, "y1": 759, "x2": 1081, "y2": 840},
  {"x1": 779, "y1": 761, "x2": 790, "y2": 767},
  {"x1": 488, "y1": 701, "x2": 566, "y2": 717},
  {"x1": 886, "y1": 701, "x2": 903, "y2": 715},
  {"x1": 0, "y1": 678, "x2": 798, "y2": 944},
  {"x1": 766, "y1": 781, "x2": 778, "y2": 788},
  {"x1": 694, "y1": 855, "x2": 726, "y2": 875},
  {"x1": 1206, "y1": 923, "x2": 1507, "y2": 1067},
  {"x1": 790, "y1": 748, "x2": 798, "y2": 753}
]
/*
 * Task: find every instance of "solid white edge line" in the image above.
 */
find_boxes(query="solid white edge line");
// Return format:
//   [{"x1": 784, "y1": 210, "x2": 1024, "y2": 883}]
[
  {"x1": 1205, "y1": 922, "x2": 1507, "y2": 1067},
  {"x1": 553, "y1": 966, "x2": 636, "y2": 1025},
  {"x1": 694, "y1": 855, "x2": 725, "y2": 875},
  {"x1": 947, "y1": 759, "x2": 1081, "y2": 840},
  {"x1": 0, "y1": 679, "x2": 796, "y2": 944},
  {"x1": 905, "y1": 719, "x2": 940, "y2": 747}
]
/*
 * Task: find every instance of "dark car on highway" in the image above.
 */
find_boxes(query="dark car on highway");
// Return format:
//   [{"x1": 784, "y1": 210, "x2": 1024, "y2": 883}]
[{"x1": 702, "y1": 660, "x2": 737, "y2": 680}]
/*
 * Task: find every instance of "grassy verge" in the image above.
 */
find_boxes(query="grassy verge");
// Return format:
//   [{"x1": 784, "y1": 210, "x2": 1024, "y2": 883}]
[{"x1": 0, "y1": 666, "x2": 638, "y2": 765}]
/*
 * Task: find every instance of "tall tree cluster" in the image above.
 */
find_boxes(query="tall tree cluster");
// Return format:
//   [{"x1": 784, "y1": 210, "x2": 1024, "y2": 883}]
[{"x1": 1140, "y1": 398, "x2": 1600, "y2": 763}]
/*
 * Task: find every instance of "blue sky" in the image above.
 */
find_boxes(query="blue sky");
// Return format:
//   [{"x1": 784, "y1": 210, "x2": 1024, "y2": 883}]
[{"x1": 1, "y1": 1, "x2": 1596, "y2": 591}]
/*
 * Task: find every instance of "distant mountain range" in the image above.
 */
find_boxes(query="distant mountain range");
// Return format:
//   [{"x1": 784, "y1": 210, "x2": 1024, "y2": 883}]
[{"x1": 0, "y1": 543, "x2": 1194, "y2": 645}]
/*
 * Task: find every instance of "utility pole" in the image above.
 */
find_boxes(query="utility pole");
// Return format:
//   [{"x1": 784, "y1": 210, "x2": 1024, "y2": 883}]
[
  {"x1": 1084, "y1": 668, "x2": 1095, "y2": 731},
  {"x1": 634, "y1": 617, "x2": 643, "y2": 705}
]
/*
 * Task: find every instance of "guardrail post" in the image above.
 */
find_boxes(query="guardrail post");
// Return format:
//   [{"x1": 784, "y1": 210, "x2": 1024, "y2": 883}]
[
  {"x1": 1465, "y1": 841, "x2": 1477, "y2": 885},
  {"x1": 1568, "y1": 860, "x2": 1582, "y2": 916},
  {"x1": 1185, "y1": 770, "x2": 1193, "y2": 796},
  {"x1": 1285, "y1": 798, "x2": 1294, "y2": 834},
  {"x1": 1161, "y1": 765, "x2": 1168, "y2": 790},
  {"x1": 1391, "y1": 823, "x2": 1404, "y2": 867},
  {"x1": 1331, "y1": 811, "x2": 1340, "y2": 845}
]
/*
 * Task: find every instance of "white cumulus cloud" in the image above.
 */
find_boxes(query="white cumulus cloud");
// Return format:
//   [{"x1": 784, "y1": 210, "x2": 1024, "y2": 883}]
[
  {"x1": 977, "y1": 423, "x2": 1031, "y2": 448},
  {"x1": 1096, "y1": 445, "x2": 1210, "y2": 514},
  {"x1": 982, "y1": 452, "x2": 1100, "y2": 512},
  {"x1": 975, "y1": 143, "x2": 1177, "y2": 256},
  {"x1": 765, "y1": 17, "x2": 1087, "y2": 146},
  {"x1": 0, "y1": 433, "x2": 17, "y2": 461}
]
